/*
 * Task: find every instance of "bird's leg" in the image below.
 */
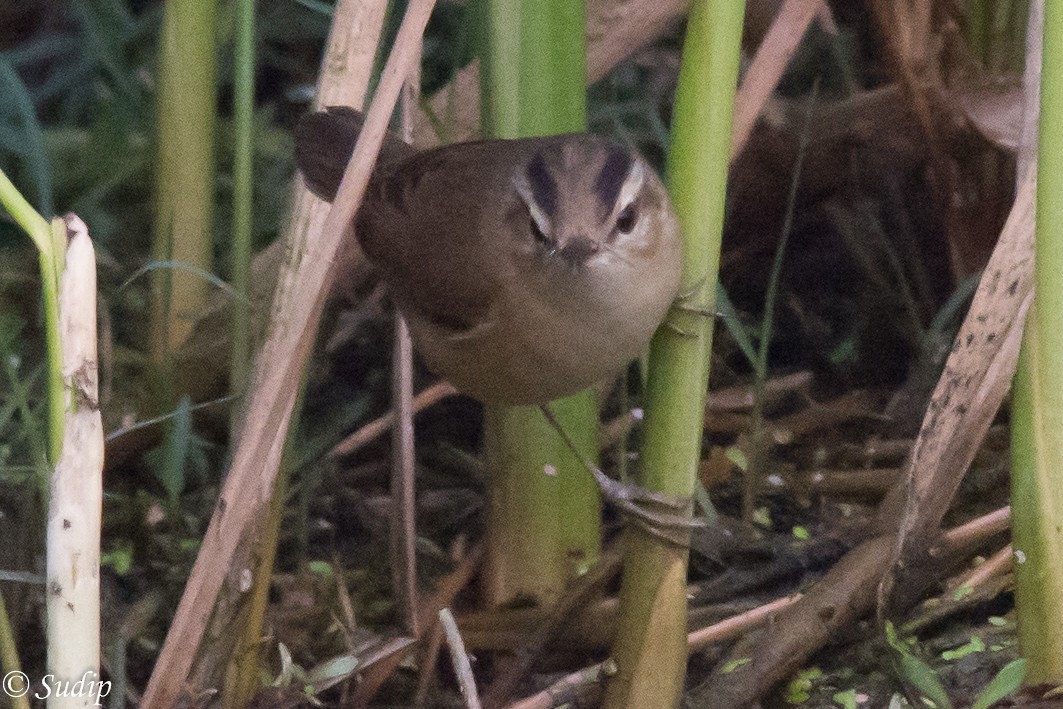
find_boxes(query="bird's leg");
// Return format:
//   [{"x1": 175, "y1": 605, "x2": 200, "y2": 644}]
[{"x1": 538, "y1": 404, "x2": 702, "y2": 546}]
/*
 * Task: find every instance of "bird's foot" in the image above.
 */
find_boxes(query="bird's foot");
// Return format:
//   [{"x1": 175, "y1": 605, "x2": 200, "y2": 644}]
[
  {"x1": 538, "y1": 404, "x2": 702, "y2": 547},
  {"x1": 589, "y1": 467, "x2": 703, "y2": 546}
]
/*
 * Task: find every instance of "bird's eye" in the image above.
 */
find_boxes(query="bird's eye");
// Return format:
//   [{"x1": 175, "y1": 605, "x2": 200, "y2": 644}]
[
  {"x1": 530, "y1": 217, "x2": 552, "y2": 248},
  {"x1": 615, "y1": 204, "x2": 638, "y2": 234}
]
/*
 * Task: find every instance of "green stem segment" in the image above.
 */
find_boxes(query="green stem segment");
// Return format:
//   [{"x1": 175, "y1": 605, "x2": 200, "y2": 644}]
[
  {"x1": 480, "y1": 0, "x2": 601, "y2": 607},
  {"x1": 602, "y1": 0, "x2": 744, "y2": 705},
  {"x1": 1011, "y1": 0, "x2": 1063, "y2": 684},
  {"x1": 230, "y1": 0, "x2": 255, "y2": 403},
  {"x1": 152, "y1": 0, "x2": 218, "y2": 361},
  {"x1": 0, "y1": 169, "x2": 64, "y2": 464}
]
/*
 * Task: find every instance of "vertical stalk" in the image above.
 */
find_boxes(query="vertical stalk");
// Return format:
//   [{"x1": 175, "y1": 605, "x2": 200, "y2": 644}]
[
  {"x1": 152, "y1": 0, "x2": 218, "y2": 361},
  {"x1": 0, "y1": 171, "x2": 60, "y2": 709},
  {"x1": 0, "y1": 171, "x2": 65, "y2": 463},
  {"x1": 47, "y1": 218, "x2": 105, "y2": 709},
  {"x1": 220, "y1": 0, "x2": 388, "y2": 702},
  {"x1": 1011, "y1": 0, "x2": 1063, "y2": 684},
  {"x1": 479, "y1": 0, "x2": 601, "y2": 607},
  {"x1": 230, "y1": 0, "x2": 255, "y2": 404},
  {"x1": 222, "y1": 405, "x2": 295, "y2": 708},
  {"x1": 602, "y1": 0, "x2": 744, "y2": 705}
]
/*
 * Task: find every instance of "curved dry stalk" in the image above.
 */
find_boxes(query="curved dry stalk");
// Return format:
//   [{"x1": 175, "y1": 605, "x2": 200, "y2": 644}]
[{"x1": 140, "y1": 2, "x2": 436, "y2": 704}]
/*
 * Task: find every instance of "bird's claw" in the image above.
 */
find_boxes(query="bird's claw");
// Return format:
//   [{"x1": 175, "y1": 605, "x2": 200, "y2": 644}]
[{"x1": 591, "y1": 468, "x2": 703, "y2": 545}]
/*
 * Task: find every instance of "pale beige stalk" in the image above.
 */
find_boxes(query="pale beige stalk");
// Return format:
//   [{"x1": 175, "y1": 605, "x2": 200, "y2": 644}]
[{"x1": 47, "y1": 216, "x2": 105, "y2": 709}]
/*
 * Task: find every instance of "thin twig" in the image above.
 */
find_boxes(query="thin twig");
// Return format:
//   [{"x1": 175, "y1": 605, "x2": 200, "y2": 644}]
[
  {"x1": 439, "y1": 608, "x2": 482, "y2": 709},
  {"x1": 413, "y1": 618, "x2": 445, "y2": 706},
  {"x1": 139, "y1": 2, "x2": 437, "y2": 703},
  {"x1": 958, "y1": 544, "x2": 1013, "y2": 591},
  {"x1": 687, "y1": 593, "x2": 803, "y2": 651},
  {"x1": 506, "y1": 591, "x2": 802, "y2": 709},
  {"x1": 932, "y1": 506, "x2": 1011, "y2": 558},
  {"x1": 351, "y1": 543, "x2": 485, "y2": 705},
  {"x1": 481, "y1": 547, "x2": 623, "y2": 708},
  {"x1": 390, "y1": 29, "x2": 422, "y2": 641},
  {"x1": 731, "y1": 0, "x2": 834, "y2": 159},
  {"x1": 331, "y1": 381, "x2": 458, "y2": 456}
]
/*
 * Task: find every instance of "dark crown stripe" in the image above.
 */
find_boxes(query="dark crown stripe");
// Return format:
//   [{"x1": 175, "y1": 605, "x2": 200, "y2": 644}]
[
  {"x1": 525, "y1": 153, "x2": 558, "y2": 219},
  {"x1": 594, "y1": 148, "x2": 633, "y2": 216}
]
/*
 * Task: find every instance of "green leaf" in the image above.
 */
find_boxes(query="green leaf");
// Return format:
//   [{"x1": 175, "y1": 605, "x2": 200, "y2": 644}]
[
  {"x1": 716, "y1": 284, "x2": 757, "y2": 366},
  {"x1": 970, "y1": 659, "x2": 1025, "y2": 709},
  {"x1": 274, "y1": 643, "x2": 295, "y2": 687},
  {"x1": 941, "y1": 635, "x2": 984, "y2": 661},
  {"x1": 898, "y1": 654, "x2": 950, "y2": 709},
  {"x1": 752, "y1": 506, "x2": 772, "y2": 528},
  {"x1": 722, "y1": 658, "x2": 751, "y2": 673},
  {"x1": 833, "y1": 688, "x2": 858, "y2": 709},
  {"x1": 725, "y1": 445, "x2": 748, "y2": 471},
  {"x1": 307, "y1": 560, "x2": 333, "y2": 577},
  {"x1": 785, "y1": 667, "x2": 823, "y2": 704},
  {"x1": 887, "y1": 693, "x2": 908, "y2": 709},
  {"x1": 148, "y1": 395, "x2": 193, "y2": 500},
  {"x1": 885, "y1": 622, "x2": 951, "y2": 709},
  {"x1": 101, "y1": 541, "x2": 133, "y2": 575}
]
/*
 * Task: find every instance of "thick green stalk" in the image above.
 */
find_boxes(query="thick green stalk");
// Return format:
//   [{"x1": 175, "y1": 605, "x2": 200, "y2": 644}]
[
  {"x1": 221, "y1": 0, "x2": 261, "y2": 699},
  {"x1": 152, "y1": 0, "x2": 218, "y2": 360},
  {"x1": 1011, "y1": 0, "x2": 1063, "y2": 684},
  {"x1": 0, "y1": 170, "x2": 64, "y2": 464},
  {"x1": 38, "y1": 223, "x2": 65, "y2": 466},
  {"x1": 230, "y1": 0, "x2": 255, "y2": 404},
  {"x1": 479, "y1": 0, "x2": 600, "y2": 607},
  {"x1": 602, "y1": 0, "x2": 743, "y2": 705}
]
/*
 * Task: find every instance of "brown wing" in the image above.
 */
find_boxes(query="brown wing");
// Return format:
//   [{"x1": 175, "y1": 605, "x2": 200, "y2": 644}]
[
  {"x1": 356, "y1": 141, "x2": 511, "y2": 329},
  {"x1": 357, "y1": 136, "x2": 573, "y2": 330},
  {"x1": 296, "y1": 107, "x2": 573, "y2": 331},
  {"x1": 294, "y1": 106, "x2": 416, "y2": 202}
]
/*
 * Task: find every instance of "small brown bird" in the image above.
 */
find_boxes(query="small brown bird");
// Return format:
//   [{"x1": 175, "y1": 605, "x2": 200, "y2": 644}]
[{"x1": 295, "y1": 107, "x2": 682, "y2": 405}]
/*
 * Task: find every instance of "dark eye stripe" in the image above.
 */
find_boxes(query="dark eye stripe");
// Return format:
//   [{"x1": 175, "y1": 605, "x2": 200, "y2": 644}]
[
  {"x1": 525, "y1": 153, "x2": 558, "y2": 219},
  {"x1": 595, "y1": 147, "x2": 633, "y2": 217}
]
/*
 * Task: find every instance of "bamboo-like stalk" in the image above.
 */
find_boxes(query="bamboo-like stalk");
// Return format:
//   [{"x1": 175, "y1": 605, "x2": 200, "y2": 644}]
[
  {"x1": 46, "y1": 216, "x2": 106, "y2": 709},
  {"x1": 0, "y1": 170, "x2": 64, "y2": 463},
  {"x1": 222, "y1": 409, "x2": 294, "y2": 708},
  {"x1": 1011, "y1": 0, "x2": 1063, "y2": 683},
  {"x1": 602, "y1": 0, "x2": 744, "y2": 705},
  {"x1": 230, "y1": 0, "x2": 255, "y2": 405},
  {"x1": 151, "y1": 0, "x2": 218, "y2": 360},
  {"x1": 140, "y1": 2, "x2": 432, "y2": 703},
  {"x1": 479, "y1": 0, "x2": 601, "y2": 608},
  {"x1": 0, "y1": 166, "x2": 64, "y2": 709},
  {"x1": 219, "y1": 0, "x2": 389, "y2": 703}
]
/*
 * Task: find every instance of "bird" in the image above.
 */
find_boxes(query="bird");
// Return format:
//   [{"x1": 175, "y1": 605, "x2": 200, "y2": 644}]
[{"x1": 295, "y1": 106, "x2": 683, "y2": 405}]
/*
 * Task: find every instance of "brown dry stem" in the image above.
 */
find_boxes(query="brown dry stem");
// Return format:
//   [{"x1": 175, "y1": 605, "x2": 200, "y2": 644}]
[{"x1": 140, "y1": 1, "x2": 434, "y2": 704}]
